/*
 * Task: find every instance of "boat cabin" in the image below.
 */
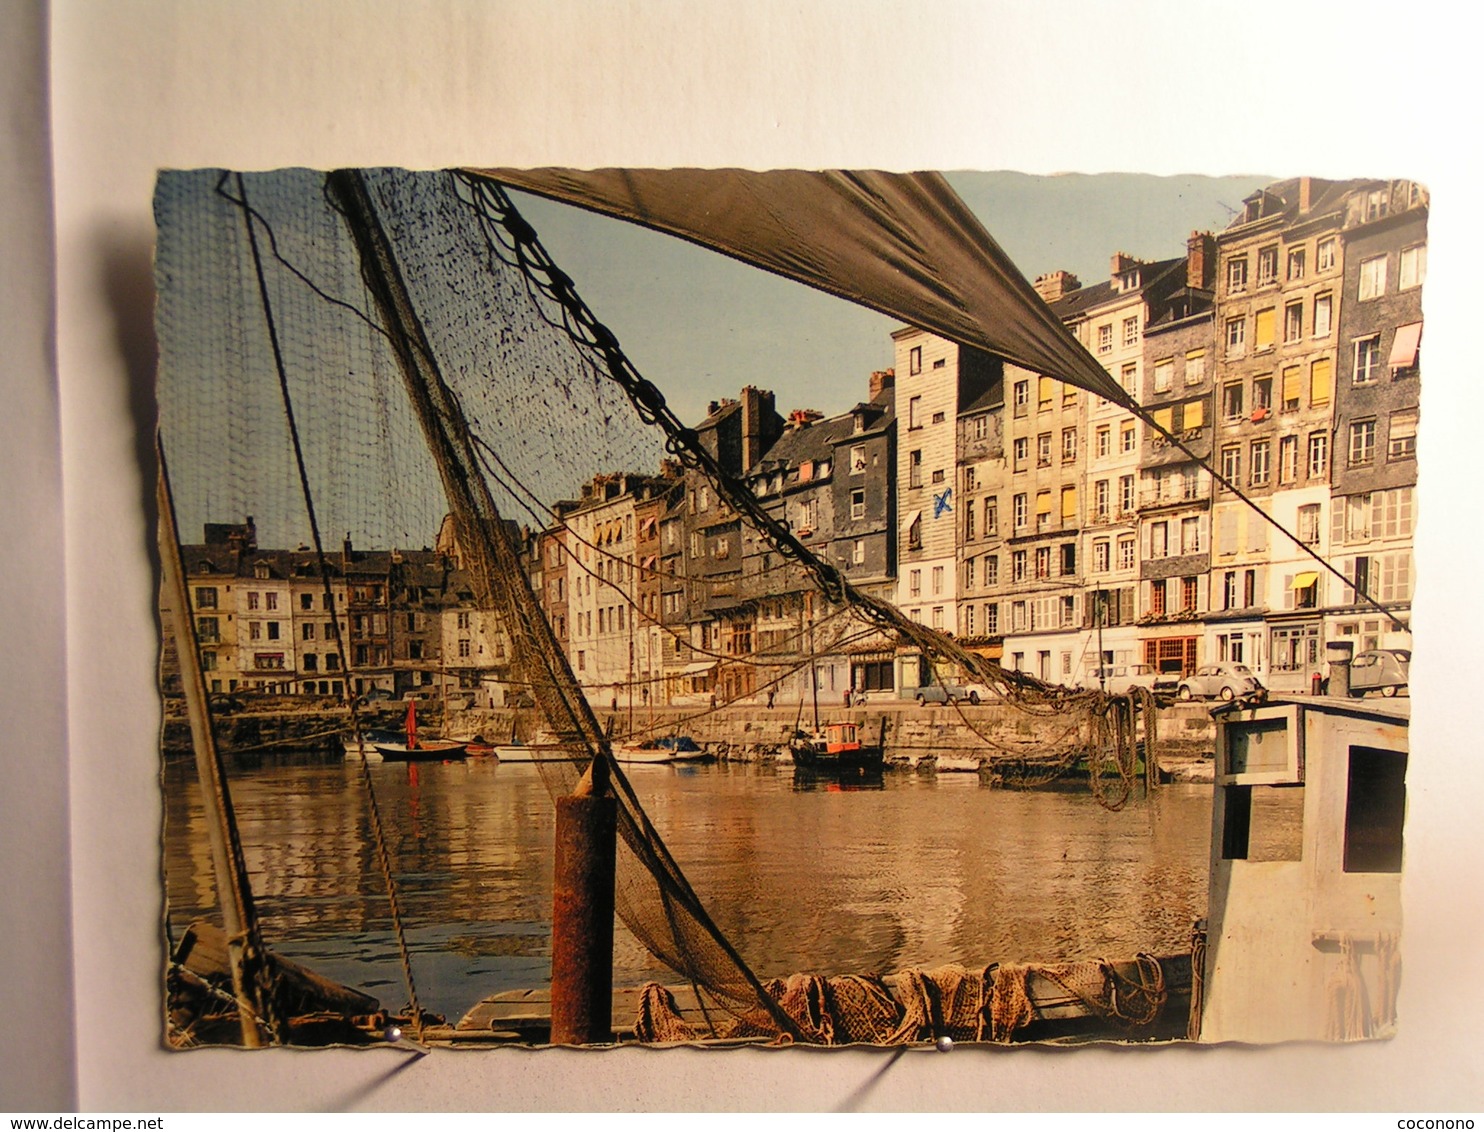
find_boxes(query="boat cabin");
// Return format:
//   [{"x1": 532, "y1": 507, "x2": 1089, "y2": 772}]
[
  {"x1": 1199, "y1": 695, "x2": 1407, "y2": 1043},
  {"x1": 824, "y1": 722, "x2": 860, "y2": 753}
]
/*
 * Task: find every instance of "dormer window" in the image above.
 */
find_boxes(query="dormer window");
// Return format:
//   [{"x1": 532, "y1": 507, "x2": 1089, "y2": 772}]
[{"x1": 1119, "y1": 269, "x2": 1140, "y2": 291}]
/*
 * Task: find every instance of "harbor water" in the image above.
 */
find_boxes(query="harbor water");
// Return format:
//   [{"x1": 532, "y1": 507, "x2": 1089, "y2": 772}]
[{"x1": 163, "y1": 754, "x2": 1214, "y2": 1022}]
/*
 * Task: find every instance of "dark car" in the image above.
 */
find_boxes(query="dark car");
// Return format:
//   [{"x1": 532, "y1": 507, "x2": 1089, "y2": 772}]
[{"x1": 1349, "y1": 648, "x2": 1410, "y2": 697}]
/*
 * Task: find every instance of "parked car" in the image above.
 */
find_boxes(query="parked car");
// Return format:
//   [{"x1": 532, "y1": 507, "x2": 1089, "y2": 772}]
[
  {"x1": 914, "y1": 682, "x2": 969, "y2": 705},
  {"x1": 1176, "y1": 663, "x2": 1263, "y2": 702},
  {"x1": 1348, "y1": 648, "x2": 1410, "y2": 697},
  {"x1": 354, "y1": 687, "x2": 396, "y2": 706},
  {"x1": 1077, "y1": 663, "x2": 1164, "y2": 697}
]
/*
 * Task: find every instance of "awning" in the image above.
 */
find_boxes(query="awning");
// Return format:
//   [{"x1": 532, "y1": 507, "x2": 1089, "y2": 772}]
[
  {"x1": 902, "y1": 509, "x2": 922, "y2": 531},
  {"x1": 468, "y1": 168, "x2": 1129, "y2": 407},
  {"x1": 1389, "y1": 321, "x2": 1422, "y2": 368},
  {"x1": 678, "y1": 660, "x2": 717, "y2": 676},
  {"x1": 1292, "y1": 571, "x2": 1320, "y2": 589}
]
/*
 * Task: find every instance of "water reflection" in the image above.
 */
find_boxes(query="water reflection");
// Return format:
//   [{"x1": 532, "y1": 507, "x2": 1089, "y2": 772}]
[{"x1": 163, "y1": 754, "x2": 1213, "y2": 1022}]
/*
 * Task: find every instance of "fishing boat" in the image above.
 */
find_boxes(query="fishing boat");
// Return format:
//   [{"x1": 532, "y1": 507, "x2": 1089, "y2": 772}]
[
  {"x1": 612, "y1": 735, "x2": 712, "y2": 764},
  {"x1": 788, "y1": 720, "x2": 883, "y2": 770},
  {"x1": 371, "y1": 700, "x2": 468, "y2": 762}
]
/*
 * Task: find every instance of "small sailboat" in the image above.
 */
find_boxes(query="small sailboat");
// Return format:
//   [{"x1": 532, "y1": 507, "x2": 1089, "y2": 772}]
[{"x1": 372, "y1": 699, "x2": 468, "y2": 762}]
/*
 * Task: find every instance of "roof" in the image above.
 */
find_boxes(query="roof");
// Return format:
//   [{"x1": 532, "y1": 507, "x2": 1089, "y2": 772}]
[{"x1": 1047, "y1": 257, "x2": 1186, "y2": 323}]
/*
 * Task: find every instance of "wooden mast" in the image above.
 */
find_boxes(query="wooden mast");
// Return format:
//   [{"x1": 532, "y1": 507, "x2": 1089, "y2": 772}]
[{"x1": 157, "y1": 440, "x2": 276, "y2": 1046}]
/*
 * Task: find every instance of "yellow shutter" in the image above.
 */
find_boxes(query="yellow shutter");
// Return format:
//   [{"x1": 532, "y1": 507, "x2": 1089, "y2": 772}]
[
  {"x1": 1038, "y1": 375, "x2": 1053, "y2": 404},
  {"x1": 1310, "y1": 357, "x2": 1333, "y2": 405},
  {"x1": 1282, "y1": 366, "x2": 1301, "y2": 406},
  {"x1": 1061, "y1": 485, "x2": 1077, "y2": 519},
  {"x1": 1153, "y1": 406, "x2": 1174, "y2": 432},
  {"x1": 1183, "y1": 398, "x2": 1205, "y2": 429},
  {"x1": 1254, "y1": 307, "x2": 1275, "y2": 349},
  {"x1": 1036, "y1": 489, "x2": 1051, "y2": 516}
]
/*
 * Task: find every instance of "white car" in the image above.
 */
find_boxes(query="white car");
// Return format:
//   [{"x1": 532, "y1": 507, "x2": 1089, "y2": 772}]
[
  {"x1": 1177, "y1": 663, "x2": 1262, "y2": 702},
  {"x1": 1077, "y1": 663, "x2": 1163, "y2": 696}
]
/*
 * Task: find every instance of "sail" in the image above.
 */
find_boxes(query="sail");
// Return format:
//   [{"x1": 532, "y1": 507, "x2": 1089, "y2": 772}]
[{"x1": 465, "y1": 167, "x2": 1129, "y2": 407}]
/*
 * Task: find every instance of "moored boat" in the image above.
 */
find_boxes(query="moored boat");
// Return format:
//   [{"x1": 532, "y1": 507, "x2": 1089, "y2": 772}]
[
  {"x1": 613, "y1": 735, "x2": 712, "y2": 764},
  {"x1": 788, "y1": 720, "x2": 883, "y2": 770},
  {"x1": 371, "y1": 700, "x2": 468, "y2": 762}
]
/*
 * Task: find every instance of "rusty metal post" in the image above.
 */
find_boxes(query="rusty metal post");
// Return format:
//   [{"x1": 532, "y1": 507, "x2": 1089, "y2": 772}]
[{"x1": 550, "y1": 756, "x2": 618, "y2": 1045}]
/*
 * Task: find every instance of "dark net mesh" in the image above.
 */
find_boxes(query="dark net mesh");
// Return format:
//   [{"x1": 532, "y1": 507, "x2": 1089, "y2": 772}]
[{"x1": 157, "y1": 167, "x2": 1119, "y2": 1040}]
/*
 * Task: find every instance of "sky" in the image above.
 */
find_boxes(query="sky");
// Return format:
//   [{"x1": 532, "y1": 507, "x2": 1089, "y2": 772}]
[{"x1": 510, "y1": 170, "x2": 1274, "y2": 426}]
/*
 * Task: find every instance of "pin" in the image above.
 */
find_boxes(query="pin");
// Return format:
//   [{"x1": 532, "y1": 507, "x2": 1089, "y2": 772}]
[
  {"x1": 935, "y1": 1035, "x2": 954, "y2": 1052},
  {"x1": 384, "y1": 1023, "x2": 404, "y2": 1043}
]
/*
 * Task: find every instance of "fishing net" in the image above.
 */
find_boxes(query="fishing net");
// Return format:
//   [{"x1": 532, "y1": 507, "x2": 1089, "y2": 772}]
[{"x1": 156, "y1": 167, "x2": 1128, "y2": 1040}]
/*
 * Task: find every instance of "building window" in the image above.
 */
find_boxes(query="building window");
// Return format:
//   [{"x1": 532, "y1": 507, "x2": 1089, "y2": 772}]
[
  {"x1": 1093, "y1": 540, "x2": 1111, "y2": 573},
  {"x1": 985, "y1": 604, "x2": 999, "y2": 635},
  {"x1": 1181, "y1": 516, "x2": 1202, "y2": 554},
  {"x1": 963, "y1": 604, "x2": 975, "y2": 636},
  {"x1": 1093, "y1": 479, "x2": 1109, "y2": 521},
  {"x1": 1257, "y1": 245, "x2": 1279, "y2": 285},
  {"x1": 909, "y1": 346, "x2": 922, "y2": 375},
  {"x1": 1150, "y1": 520, "x2": 1169, "y2": 559},
  {"x1": 1254, "y1": 307, "x2": 1275, "y2": 351},
  {"x1": 1181, "y1": 575, "x2": 1199, "y2": 612},
  {"x1": 907, "y1": 515, "x2": 922, "y2": 550},
  {"x1": 1013, "y1": 380, "x2": 1030, "y2": 417},
  {"x1": 1252, "y1": 374, "x2": 1272, "y2": 413},
  {"x1": 909, "y1": 449, "x2": 922, "y2": 488},
  {"x1": 1308, "y1": 431, "x2": 1329, "y2": 479},
  {"x1": 1227, "y1": 256, "x2": 1248, "y2": 293},
  {"x1": 1061, "y1": 542, "x2": 1076, "y2": 576},
  {"x1": 1281, "y1": 367, "x2": 1301, "y2": 412},
  {"x1": 1035, "y1": 546, "x2": 1051, "y2": 579},
  {"x1": 1359, "y1": 254, "x2": 1388, "y2": 300},
  {"x1": 908, "y1": 395, "x2": 921, "y2": 429},
  {"x1": 1278, "y1": 435, "x2": 1298, "y2": 484},
  {"x1": 1153, "y1": 358, "x2": 1173, "y2": 394},
  {"x1": 1095, "y1": 425, "x2": 1111, "y2": 459},
  {"x1": 984, "y1": 497, "x2": 997, "y2": 535},
  {"x1": 1117, "y1": 536, "x2": 1136, "y2": 571},
  {"x1": 1287, "y1": 247, "x2": 1306, "y2": 281},
  {"x1": 302, "y1": 622, "x2": 315, "y2": 641},
  {"x1": 1013, "y1": 436, "x2": 1029, "y2": 471},
  {"x1": 964, "y1": 466, "x2": 977, "y2": 493},
  {"x1": 1221, "y1": 444, "x2": 1242, "y2": 485},
  {"x1": 1222, "y1": 382, "x2": 1245, "y2": 421},
  {"x1": 1185, "y1": 351, "x2": 1206, "y2": 386},
  {"x1": 847, "y1": 488, "x2": 865, "y2": 521},
  {"x1": 1119, "y1": 475, "x2": 1135, "y2": 514},
  {"x1": 985, "y1": 555, "x2": 999, "y2": 586},
  {"x1": 964, "y1": 556, "x2": 976, "y2": 589},
  {"x1": 1284, "y1": 302, "x2": 1303, "y2": 343},
  {"x1": 931, "y1": 565, "x2": 944, "y2": 595},
  {"x1": 1120, "y1": 422, "x2": 1136, "y2": 454},
  {"x1": 194, "y1": 587, "x2": 218, "y2": 609},
  {"x1": 1119, "y1": 362, "x2": 1137, "y2": 393},
  {"x1": 1310, "y1": 358, "x2": 1333, "y2": 406},
  {"x1": 1013, "y1": 494, "x2": 1028, "y2": 530},
  {"x1": 850, "y1": 445, "x2": 866, "y2": 474},
  {"x1": 931, "y1": 469, "x2": 946, "y2": 485},
  {"x1": 1097, "y1": 324, "x2": 1113, "y2": 354},
  {"x1": 1037, "y1": 432, "x2": 1052, "y2": 467},
  {"x1": 247, "y1": 591, "x2": 260, "y2": 611},
  {"x1": 1225, "y1": 316, "x2": 1246, "y2": 357},
  {"x1": 1249, "y1": 440, "x2": 1271, "y2": 486},
  {"x1": 1038, "y1": 376, "x2": 1054, "y2": 410},
  {"x1": 1317, "y1": 238, "x2": 1336, "y2": 271},
  {"x1": 1149, "y1": 579, "x2": 1167, "y2": 617},
  {"x1": 1011, "y1": 550, "x2": 1027, "y2": 582},
  {"x1": 1389, "y1": 410, "x2": 1418, "y2": 461},
  {"x1": 932, "y1": 411, "x2": 945, "y2": 425},
  {"x1": 1297, "y1": 503, "x2": 1322, "y2": 545},
  {"x1": 266, "y1": 622, "x2": 280, "y2": 640},
  {"x1": 1353, "y1": 336, "x2": 1382, "y2": 384},
  {"x1": 1399, "y1": 244, "x2": 1426, "y2": 291},
  {"x1": 1349, "y1": 420, "x2": 1377, "y2": 466},
  {"x1": 1036, "y1": 489, "x2": 1052, "y2": 528},
  {"x1": 1062, "y1": 427, "x2": 1078, "y2": 462},
  {"x1": 1122, "y1": 317, "x2": 1139, "y2": 347},
  {"x1": 196, "y1": 617, "x2": 219, "y2": 643},
  {"x1": 265, "y1": 591, "x2": 278, "y2": 611},
  {"x1": 1312, "y1": 293, "x2": 1333, "y2": 338}
]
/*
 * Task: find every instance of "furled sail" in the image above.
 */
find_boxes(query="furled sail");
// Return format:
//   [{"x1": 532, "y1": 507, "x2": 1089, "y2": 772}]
[{"x1": 466, "y1": 167, "x2": 1130, "y2": 408}]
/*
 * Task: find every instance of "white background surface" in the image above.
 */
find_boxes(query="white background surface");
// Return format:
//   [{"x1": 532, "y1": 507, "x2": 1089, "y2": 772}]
[{"x1": 6, "y1": 0, "x2": 1482, "y2": 1112}]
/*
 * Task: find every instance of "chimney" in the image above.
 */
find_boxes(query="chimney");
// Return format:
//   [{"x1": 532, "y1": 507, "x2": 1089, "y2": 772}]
[
  {"x1": 1298, "y1": 176, "x2": 1313, "y2": 214},
  {"x1": 1186, "y1": 231, "x2": 1215, "y2": 290},
  {"x1": 342, "y1": 534, "x2": 353, "y2": 569},
  {"x1": 1033, "y1": 271, "x2": 1081, "y2": 303},
  {"x1": 1110, "y1": 252, "x2": 1137, "y2": 278},
  {"x1": 868, "y1": 368, "x2": 895, "y2": 403},
  {"x1": 740, "y1": 385, "x2": 777, "y2": 471}
]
